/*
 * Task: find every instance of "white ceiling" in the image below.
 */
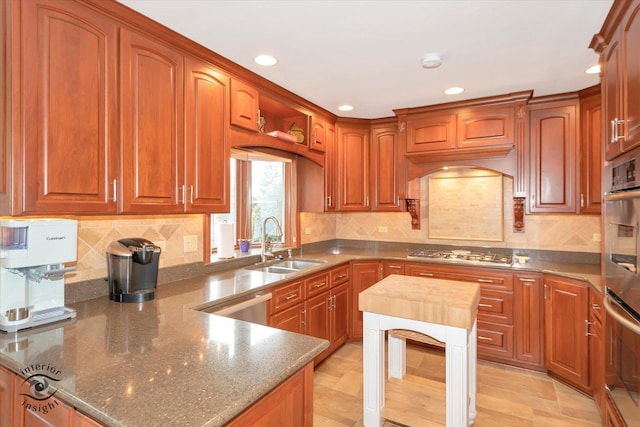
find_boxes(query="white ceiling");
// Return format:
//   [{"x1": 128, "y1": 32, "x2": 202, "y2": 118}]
[{"x1": 118, "y1": 0, "x2": 613, "y2": 119}]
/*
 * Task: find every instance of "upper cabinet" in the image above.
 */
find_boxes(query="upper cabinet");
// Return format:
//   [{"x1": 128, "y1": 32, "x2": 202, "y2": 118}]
[
  {"x1": 370, "y1": 120, "x2": 403, "y2": 211},
  {"x1": 591, "y1": 2, "x2": 640, "y2": 160},
  {"x1": 397, "y1": 92, "x2": 531, "y2": 162},
  {"x1": 336, "y1": 120, "x2": 369, "y2": 211},
  {"x1": 579, "y1": 86, "x2": 602, "y2": 214},
  {"x1": 7, "y1": 0, "x2": 119, "y2": 215},
  {"x1": 120, "y1": 28, "x2": 185, "y2": 213},
  {"x1": 527, "y1": 95, "x2": 578, "y2": 214},
  {"x1": 228, "y1": 79, "x2": 326, "y2": 166},
  {"x1": 230, "y1": 79, "x2": 260, "y2": 131},
  {"x1": 184, "y1": 56, "x2": 230, "y2": 213}
]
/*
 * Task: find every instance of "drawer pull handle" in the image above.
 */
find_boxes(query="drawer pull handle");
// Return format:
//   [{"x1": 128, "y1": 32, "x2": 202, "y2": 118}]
[
  {"x1": 477, "y1": 279, "x2": 495, "y2": 283},
  {"x1": 519, "y1": 278, "x2": 536, "y2": 283},
  {"x1": 314, "y1": 282, "x2": 327, "y2": 288},
  {"x1": 335, "y1": 274, "x2": 347, "y2": 279},
  {"x1": 478, "y1": 336, "x2": 493, "y2": 342},
  {"x1": 478, "y1": 303, "x2": 492, "y2": 308},
  {"x1": 388, "y1": 265, "x2": 402, "y2": 269},
  {"x1": 419, "y1": 272, "x2": 434, "y2": 277},
  {"x1": 284, "y1": 294, "x2": 298, "y2": 300}
]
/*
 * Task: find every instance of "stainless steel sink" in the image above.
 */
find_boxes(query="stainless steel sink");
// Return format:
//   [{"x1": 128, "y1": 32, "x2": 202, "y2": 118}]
[{"x1": 245, "y1": 258, "x2": 326, "y2": 274}]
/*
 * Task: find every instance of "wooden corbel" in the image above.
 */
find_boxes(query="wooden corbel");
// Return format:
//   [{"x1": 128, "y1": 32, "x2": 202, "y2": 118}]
[
  {"x1": 406, "y1": 199, "x2": 420, "y2": 230},
  {"x1": 513, "y1": 197, "x2": 525, "y2": 233}
]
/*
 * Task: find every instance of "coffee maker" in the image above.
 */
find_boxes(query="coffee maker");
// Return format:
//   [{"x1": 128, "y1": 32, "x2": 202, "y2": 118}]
[
  {"x1": 0, "y1": 219, "x2": 78, "y2": 332},
  {"x1": 106, "y1": 238, "x2": 161, "y2": 303}
]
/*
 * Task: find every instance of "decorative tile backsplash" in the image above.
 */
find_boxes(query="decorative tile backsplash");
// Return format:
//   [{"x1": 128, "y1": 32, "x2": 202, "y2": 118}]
[
  {"x1": 300, "y1": 175, "x2": 601, "y2": 253},
  {"x1": 70, "y1": 215, "x2": 203, "y2": 283}
]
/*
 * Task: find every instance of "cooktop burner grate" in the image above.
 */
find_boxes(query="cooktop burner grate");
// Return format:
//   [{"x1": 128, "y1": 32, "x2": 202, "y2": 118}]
[{"x1": 407, "y1": 249, "x2": 512, "y2": 266}]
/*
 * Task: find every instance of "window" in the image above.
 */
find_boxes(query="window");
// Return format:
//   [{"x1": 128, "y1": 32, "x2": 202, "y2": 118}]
[{"x1": 210, "y1": 150, "x2": 295, "y2": 260}]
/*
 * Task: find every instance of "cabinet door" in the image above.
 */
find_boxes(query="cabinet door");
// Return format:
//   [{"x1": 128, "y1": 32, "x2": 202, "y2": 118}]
[
  {"x1": 406, "y1": 114, "x2": 456, "y2": 152},
  {"x1": 120, "y1": 28, "x2": 184, "y2": 213},
  {"x1": 528, "y1": 100, "x2": 578, "y2": 213},
  {"x1": 621, "y1": 3, "x2": 640, "y2": 153},
  {"x1": 324, "y1": 123, "x2": 337, "y2": 211},
  {"x1": 351, "y1": 261, "x2": 382, "y2": 338},
  {"x1": 185, "y1": 56, "x2": 229, "y2": 213},
  {"x1": 14, "y1": 376, "x2": 73, "y2": 426},
  {"x1": 544, "y1": 276, "x2": 590, "y2": 392},
  {"x1": 19, "y1": 0, "x2": 118, "y2": 214},
  {"x1": 305, "y1": 292, "x2": 330, "y2": 342},
  {"x1": 311, "y1": 117, "x2": 327, "y2": 152},
  {"x1": 337, "y1": 124, "x2": 369, "y2": 211},
  {"x1": 456, "y1": 106, "x2": 514, "y2": 149},
  {"x1": 270, "y1": 303, "x2": 305, "y2": 334},
  {"x1": 602, "y1": 28, "x2": 625, "y2": 160},
  {"x1": 330, "y1": 283, "x2": 350, "y2": 347},
  {"x1": 514, "y1": 273, "x2": 544, "y2": 367},
  {"x1": 370, "y1": 124, "x2": 401, "y2": 211},
  {"x1": 230, "y1": 79, "x2": 259, "y2": 132},
  {"x1": 580, "y1": 91, "x2": 602, "y2": 214},
  {"x1": 589, "y1": 291, "x2": 605, "y2": 412},
  {"x1": 0, "y1": 366, "x2": 12, "y2": 426}
]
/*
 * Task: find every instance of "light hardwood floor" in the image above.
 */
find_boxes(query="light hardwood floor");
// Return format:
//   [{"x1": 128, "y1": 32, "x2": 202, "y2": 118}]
[{"x1": 313, "y1": 342, "x2": 602, "y2": 426}]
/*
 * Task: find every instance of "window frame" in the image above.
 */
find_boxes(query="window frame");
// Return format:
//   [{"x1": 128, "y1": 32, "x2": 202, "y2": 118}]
[{"x1": 207, "y1": 150, "x2": 297, "y2": 261}]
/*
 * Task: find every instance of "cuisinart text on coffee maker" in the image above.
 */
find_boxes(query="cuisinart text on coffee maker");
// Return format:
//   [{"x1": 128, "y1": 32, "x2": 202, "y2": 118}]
[
  {"x1": 0, "y1": 219, "x2": 78, "y2": 332},
  {"x1": 106, "y1": 238, "x2": 161, "y2": 303}
]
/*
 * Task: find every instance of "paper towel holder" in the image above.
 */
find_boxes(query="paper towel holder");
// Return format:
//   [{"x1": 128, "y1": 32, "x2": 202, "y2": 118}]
[{"x1": 216, "y1": 221, "x2": 236, "y2": 259}]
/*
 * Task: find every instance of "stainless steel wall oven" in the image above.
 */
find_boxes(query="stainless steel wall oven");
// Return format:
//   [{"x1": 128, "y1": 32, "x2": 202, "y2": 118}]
[{"x1": 604, "y1": 148, "x2": 640, "y2": 424}]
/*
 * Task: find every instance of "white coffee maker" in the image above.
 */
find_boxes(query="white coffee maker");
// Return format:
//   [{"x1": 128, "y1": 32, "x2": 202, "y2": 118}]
[{"x1": 0, "y1": 219, "x2": 78, "y2": 332}]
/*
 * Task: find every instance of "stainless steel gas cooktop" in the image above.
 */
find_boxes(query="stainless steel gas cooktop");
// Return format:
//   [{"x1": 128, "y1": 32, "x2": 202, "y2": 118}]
[{"x1": 407, "y1": 249, "x2": 513, "y2": 266}]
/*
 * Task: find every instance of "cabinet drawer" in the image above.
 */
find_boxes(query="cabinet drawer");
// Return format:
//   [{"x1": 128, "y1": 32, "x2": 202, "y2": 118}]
[
  {"x1": 305, "y1": 272, "x2": 330, "y2": 298},
  {"x1": 330, "y1": 265, "x2": 350, "y2": 287},
  {"x1": 383, "y1": 260, "x2": 405, "y2": 276},
  {"x1": 477, "y1": 321, "x2": 514, "y2": 359},
  {"x1": 270, "y1": 281, "x2": 304, "y2": 313},
  {"x1": 405, "y1": 262, "x2": 513, "y2": 291},
  {"x1": 477, "y1": 290, "x2": 513, "y2": 324}
]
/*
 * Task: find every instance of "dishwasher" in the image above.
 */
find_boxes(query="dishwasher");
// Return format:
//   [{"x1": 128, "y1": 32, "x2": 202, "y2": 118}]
[{"x1": 201, "y1": 292, "x2": 272, "y2": 325}]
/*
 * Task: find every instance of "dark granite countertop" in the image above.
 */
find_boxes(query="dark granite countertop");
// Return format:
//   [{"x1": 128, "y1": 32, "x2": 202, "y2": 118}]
[{"x1": 0, "y1": 245, "x2": 601, "y2": 426}]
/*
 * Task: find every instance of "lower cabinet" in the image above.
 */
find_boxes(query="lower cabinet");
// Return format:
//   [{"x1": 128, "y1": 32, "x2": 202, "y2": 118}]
[
  {"x1": 0, "y1": 365, "x2": 101, "y2": 427},
  {"x1": 268, "y1": 264, "x2": 351, "y2": 364},
  {"x1": 404, "y1": 262, "x2": 544, "y2": 368},
  {"x1": 544, "y1": 274, "x2": 591, "y2": 393},
  {"x1": 589, "y1": 291, "x2": 605, "y2": 418},
  {"x1": 226, "y1": 362, "x2": 314, "y2": 427},
  {"x1": 350, "y1": 261, "x2": 383, "y2": 338}
]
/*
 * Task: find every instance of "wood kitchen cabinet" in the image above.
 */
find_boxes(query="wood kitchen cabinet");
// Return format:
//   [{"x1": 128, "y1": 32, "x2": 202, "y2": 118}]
[
  {"x1": 514, "y1": 273, "x2": 544, "y2": 367},
  {"x1": 405, "y1": 113, "x2": 457, "y2": 153},
  {"x1": 226, "y1": 363, "x2": 313, "y2": 427},
  {"x1": 544, "y1": 274, "x2": 591, "y2": 393},
  {"x1": 370, "y1": 120, "x2": 403, "y2": 211},
  {"x1": 527, "y1": 96, "x2": 579, "y2": 213},
  {"x1": 230, "y1": 79, "x2": 260, "y2": 132},
  {"x1": 120, "y1": 28, "x2": 184, "y2": 213},
  {"x1": 324, "y1": 122, "x2": 337, "y2": 211},
  {"x1": 579, "y1": 86, "x2": 602, "y2": 214},
  {"x1": 351, "y1": 261, "x2": 383, "y2": 338},
  {"x1": 6, "y1": 0, "x2": 120, "y2": 215},
  {"x1": 311, "y1": 116, "x2": 329, "y2": 153},
  {"x1": 337, "y1": 120, "x2": 370, "y2": 211},
  {"x1": 184, "y1": 56, "x2": 230, "y2": 213},
  {"x1": 0, "y1": 365, "x2": 13, "y2": 426},
  {"x1": 592, "y1": 2, "x2": 640, "y2": 159},
  {"x1": 383, "y1": 260, "x2": 405, "y2": 277},
  {"x1": 589, "y1": 291, "x2": 605, "y2": 418}
]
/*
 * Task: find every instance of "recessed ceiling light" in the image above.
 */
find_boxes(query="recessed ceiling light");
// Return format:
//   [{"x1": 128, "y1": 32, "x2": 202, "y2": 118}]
[
  {"x1": 444, "y1": 87, "x2": 464, "y2": 95},
  {"x1": 585, "y1": 64, "x2": 601, "y2": 74},
  {"x1": 338, "y1": 105, "x2": 354, "y2": 112},
  {"x1": 254, "y1": 55, "x2": 277, "y2": 66}
]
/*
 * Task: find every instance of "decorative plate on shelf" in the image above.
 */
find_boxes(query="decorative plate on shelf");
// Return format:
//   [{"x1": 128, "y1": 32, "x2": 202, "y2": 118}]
[{"x1": 288, "y1": 122, "x2": 305, "y2": 144}]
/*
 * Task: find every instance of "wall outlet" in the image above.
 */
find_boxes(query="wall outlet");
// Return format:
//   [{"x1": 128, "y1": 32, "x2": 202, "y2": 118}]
[
  {"x1": 592, "y1": 233, "x2": 601, "y2": 242},
  {"x1": 183, "y1": 235, "x2": 198, "y2": 253},
  {"x1": 378, "y1": 226, "x2": 388, "y2": 233}
]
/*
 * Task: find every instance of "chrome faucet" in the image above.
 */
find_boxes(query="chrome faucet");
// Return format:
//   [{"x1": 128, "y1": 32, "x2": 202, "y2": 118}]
[{"x1": 261, "y1": 216, "x2": 283, "y2": 262}]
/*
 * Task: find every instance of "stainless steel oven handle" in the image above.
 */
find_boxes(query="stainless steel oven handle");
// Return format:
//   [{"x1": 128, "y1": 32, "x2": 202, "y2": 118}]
[
  {"x1": 209, "y1": 292, "x2": 273, "y2": 317},
  {"x1": 604, "y1": 294, "x2": 640, "y2": 335},
  {"x1": 605, "y1": 189, "x2": 640, "y2": 200}
]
